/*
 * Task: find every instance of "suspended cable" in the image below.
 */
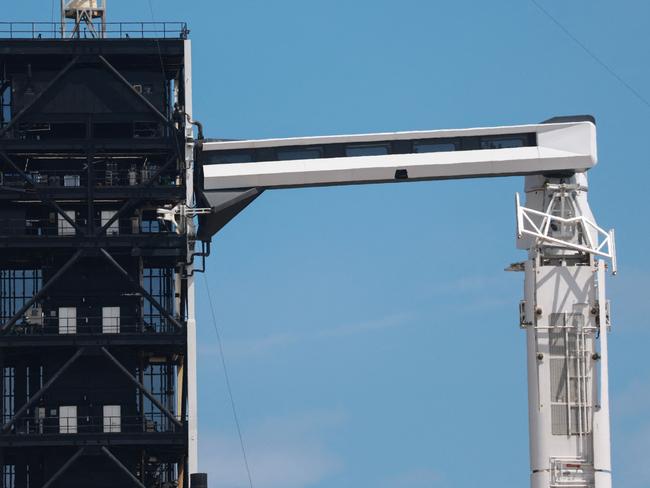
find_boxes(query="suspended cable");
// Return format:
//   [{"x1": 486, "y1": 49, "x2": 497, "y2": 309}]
[
  {"x1": 143, "y1": 0, "x2": 188, "y2": 193},
  {"x1": 203, "y1": 274, "x2": 255, "y2": 488},
  {"x1": 530, "y1": 0, "x2": 650, "y2": 110}
]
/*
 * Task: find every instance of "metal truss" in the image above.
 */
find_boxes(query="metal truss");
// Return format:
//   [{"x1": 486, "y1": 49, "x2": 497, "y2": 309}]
[
  {"x1": 0, "y1": 250, "x2": 85, "y2": 333},
  {"x1": 515, "y1": 192, "x2": 617, "y2": 274},
  {"x1": 41, "y1": 447, "x2": 86, "y2": 488},
  {"x1": 1, "y1": 347, "x2": 86, "y2": 432},
  {"x1": 100, "y1": 346, "x2": 183, "y2": 430},
  {"x1": 99, "y1": 248, "x2": 185, "y2": 330}
]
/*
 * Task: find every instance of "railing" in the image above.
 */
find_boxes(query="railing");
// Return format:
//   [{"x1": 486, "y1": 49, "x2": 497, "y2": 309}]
[
  {"x1": 0, "y1": 22, "x2": 189, "y2": 40},
  {"x1": 1, "y1": 169, "x2": 179, "y2": 189},
  {"x1": 10, "y1": 413, "x2": 183, "y2": 436},
  {"x1": 0, "y1": 217, "x2": 176, "y2": 237},
  {"x1": 7, "y1": 313, "x2": 180, "y2": 335}
]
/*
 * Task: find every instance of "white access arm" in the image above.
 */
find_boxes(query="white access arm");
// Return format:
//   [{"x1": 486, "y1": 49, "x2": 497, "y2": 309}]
[
  {"x1": 195, "y1": 117, "x2": 614, "y2": 488},
  {"x1": 200, "y1": 120, "x2": 596, "y2": 190}
]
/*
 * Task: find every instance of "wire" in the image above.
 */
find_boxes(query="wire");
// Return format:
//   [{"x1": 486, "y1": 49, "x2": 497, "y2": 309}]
[
  {"x1": 203, "y1": 274, "x2": 255, "y2": 488},
  {"x1": 530, "y1": 0, "x2": 650, "y2": 110},
  {"x1": 144, "y1": 0, "x2": 189, "y2": 195}
]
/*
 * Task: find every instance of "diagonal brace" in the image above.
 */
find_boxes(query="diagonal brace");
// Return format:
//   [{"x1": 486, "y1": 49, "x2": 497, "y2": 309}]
[
  {"x1": 2, "y1": 347, "x2": 86, "y2": 432},
  {"x1": 41, "y1": 447, "x2": 86, "y2": 488},
  {"x1": 0, "y1": 150, "x2": 83, "y2": 234},
  {"x1": 0, "y1": 56, "x2": 79, "y2": 138},
  {"x1": 98, "y1": 55, "x2": 178, "y2": 130},
  {"x1": 99, "y1": 248, "x2": 184, "y2": 330},
  {"x1": 100, "y1": 347, "x2": 183, "y2": 429},
  {"x1": 101, "y1": 447, "x2": 147, "y2": 488},
  {"x1": 1, "y1": 249, "x2": 84, "y2": 333},
  {"x1": 94, "y1": 153, "x2": 178, "y2": 237}
]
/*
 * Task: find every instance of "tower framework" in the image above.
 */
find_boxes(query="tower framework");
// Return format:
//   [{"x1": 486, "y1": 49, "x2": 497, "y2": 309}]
[
  {"x1": 0, "y1": 10, "x2": 617, "y2": 488},
  {"x1": 0, "y1": 23, "x2": 196, "y2": 488}
]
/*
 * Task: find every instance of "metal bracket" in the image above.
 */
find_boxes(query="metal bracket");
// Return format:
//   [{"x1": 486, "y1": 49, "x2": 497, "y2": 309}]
[
  {"x1": 157, "y1": 204, "x2": 211, "y2": 234},
  {"x1": 515, "y1": 193, "x2": 617, "y2": 274}
]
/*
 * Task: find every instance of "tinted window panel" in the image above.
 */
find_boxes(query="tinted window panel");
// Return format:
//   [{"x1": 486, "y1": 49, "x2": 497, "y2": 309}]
[
  {"x1": 214, "y1": 152, "x2": 254, "y2": 164},
  {"x1": 414, "y1": 141, "x2": 456, "y2": 153},
  {"x1": 277, "y1": 147, "x2": 323, "y2": 160},
  {"x1": 345, "y1": 144, "x2": 389, "y2": 157},
  {"x1": 480, "y1": 137, "x2": 526, "y2": 149}
]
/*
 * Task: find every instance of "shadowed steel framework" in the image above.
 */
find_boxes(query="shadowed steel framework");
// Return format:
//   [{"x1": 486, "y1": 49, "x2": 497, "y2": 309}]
[
  {"x1": 0, "y1": 8, "x2": 618, "y2": 488},
  {"x1": 0, "y1": 23, "x2": 197, "y2": 488}
]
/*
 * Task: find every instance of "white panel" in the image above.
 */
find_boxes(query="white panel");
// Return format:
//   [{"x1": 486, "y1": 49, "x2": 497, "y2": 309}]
[
  {"x1": 202, "y1": 121, "x2": 596, "y2": 191},
  {"x1": 202, "y1": 121, "x2": 595, "y2": 152},
  {"x1": 184, "y1": 38, "x2": 199, "y2": 475},
  {"x1": 58, "y1": 307, "x2": 76, "y2": 335},
  {"x1": 58, "y1": 211, "x2": 76, "y2": 236},
  {"x1": 101, "y1": 210, "x2": 119, "y2": 236},
  {"x1": 102, "y1": 306, "x2": 120, "y2": 334},
  {"x1": 63, "y1": 175, "x2": 80, "y2": 187},
  {"x1": 59, "y1": 405, "x2": 77, "y2": 434},
  {"x1": 103, "y1": 405, "x2": 121, "y2": 433}
]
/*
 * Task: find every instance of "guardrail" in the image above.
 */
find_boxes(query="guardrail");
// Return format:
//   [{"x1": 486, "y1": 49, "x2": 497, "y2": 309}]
[
  {"x1": 8, "y1": 316, "x2": 180, "y2": 335},
  {"x1": 0, "y1": 22, "x2": 189, "y2": 40},
  {"x1": 10, "y1": 412, "x2": 183, "y2": 435},
  {"x1": 0, "y1": 168, "x2": 179, "y2": 188},
  {"x1": 0, "y1": 217, "x2": 176, "y2": 237}
]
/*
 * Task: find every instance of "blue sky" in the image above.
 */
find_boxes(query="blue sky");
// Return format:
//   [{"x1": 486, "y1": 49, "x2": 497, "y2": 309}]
[{"x1": 6, "y1": 1, "x2": 650, "y2": 487}]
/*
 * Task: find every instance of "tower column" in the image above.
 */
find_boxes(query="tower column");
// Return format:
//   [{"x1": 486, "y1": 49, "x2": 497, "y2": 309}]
[{"x1": 518, "y1": 173, "x2": 613, "y2": 488}]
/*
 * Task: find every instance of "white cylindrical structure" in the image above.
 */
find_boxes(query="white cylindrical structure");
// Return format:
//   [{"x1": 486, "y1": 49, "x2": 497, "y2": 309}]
[{"x1": 520, "y1": 173, "x2": 612, "y2": 488}]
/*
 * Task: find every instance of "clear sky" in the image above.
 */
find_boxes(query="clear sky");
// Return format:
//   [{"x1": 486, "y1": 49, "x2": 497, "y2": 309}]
[{"x1": 5, "y1": 1, "x2": 650, "y2": 487}]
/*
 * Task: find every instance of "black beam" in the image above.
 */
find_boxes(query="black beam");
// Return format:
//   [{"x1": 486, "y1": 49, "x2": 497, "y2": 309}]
[
  {"x1": 94, "y1": 153, "x2": 178, "y2": 237},
  {"x1": 1, "y1": 249, "x2": 84, "y2": 333},
  {"x1": 100, "y1": 447, "x2": 147, "y2": 488},
  {"x1": 0, "y1": 150, "x2": 83, "y2": 234},
  {"x1": 41, "y1": 447, "x2": 86, "y2": 488},
  {"x1": 2, "y1": 347, "x2": 86, "y2": 432},
  {"x1": 99, "y1": 248, "x2": 184, "y2": 330},
  {"x1": 0, "y1": 55, "x2": 79, "y2": 138},
  {"x1": 98, "y1": 55, "x2": 174, "y2": 128},
  {"x1": 100, "y1": 346, "x2": 183, "y2": 429}
]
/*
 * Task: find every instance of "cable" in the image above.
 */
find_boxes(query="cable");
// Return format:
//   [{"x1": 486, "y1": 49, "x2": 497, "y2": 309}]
[
  {"x1": 530, "y1": 0, "x2": 650, "y2": 110},
  {"x1": 144, "y1": 0, "x2": 186, "y2": 169},
  {"x1": 142, "y1": 4, "x2": 246, "y2": 483},
  {"x1": 203, "y1": 274, "x2": 255, "y2": 488}
]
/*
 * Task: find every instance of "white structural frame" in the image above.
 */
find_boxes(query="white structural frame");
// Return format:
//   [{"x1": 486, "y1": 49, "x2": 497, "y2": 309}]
[
  {"x1": 201, "y1": 120, "x2": 596, "y2": 189},
  {"x1": 515, "y1": 192, "x2": 617, "y2": 273},
  {"x1": 183, "y1": 39, "x2": 200, "y2": 477},
  {"x1": 191, "y1": 118, "x2": 615, "y2": 488}
]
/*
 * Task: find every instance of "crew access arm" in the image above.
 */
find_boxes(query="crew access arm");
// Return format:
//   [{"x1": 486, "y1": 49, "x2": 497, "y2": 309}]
[{"x1": 194, "y1": 117, "x2": 614, "y2": 488}]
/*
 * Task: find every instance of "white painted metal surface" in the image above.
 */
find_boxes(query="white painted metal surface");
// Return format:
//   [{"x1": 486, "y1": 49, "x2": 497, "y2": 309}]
[
  {"x1": 519, "y1": 173, "x2": 612, "y2": 488},
  {"x1": 59, "y1": 405, "x2": 77, "y2": 434},
  {"x1": 197, "y1": 118, "x2": 613, "y2": 488},
  {"x1": 202, "y1": 121, "x2": 596, "y2": 190},
  {"x1": 102, "y1": 306, "x2": 120, "y2": 334},
  {"x1": 58, "y1": 306, "x2": 76, "y2": 335},
  {"x1": 183, "y1": 39, "x2": 200, "y2": 476},
  {"x1": 103, "y1": 405, "x2": 121, "y2": 433}
]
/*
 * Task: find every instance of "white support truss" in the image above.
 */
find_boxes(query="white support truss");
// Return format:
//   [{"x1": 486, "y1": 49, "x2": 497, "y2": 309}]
[
  {"x1": 197, "y1": 117, "x2": 615, "y2": 488},
  {"x1": 515, "y1": 192, "x2": 617, "y2": 274}
]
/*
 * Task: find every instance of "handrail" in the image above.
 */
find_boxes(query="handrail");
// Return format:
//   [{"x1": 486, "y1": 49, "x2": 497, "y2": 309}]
[{"x1": 0, "y1": 22, "x2": 189, "y2": 40}]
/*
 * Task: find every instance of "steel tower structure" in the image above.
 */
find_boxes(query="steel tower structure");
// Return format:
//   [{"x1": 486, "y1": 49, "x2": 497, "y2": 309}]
[
  {"x1": 0, "y1": 4, "x2": 618, "y2": 488},
  {"x1": 0, "y1": 10, "x2": 195, "y2": 488}
]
